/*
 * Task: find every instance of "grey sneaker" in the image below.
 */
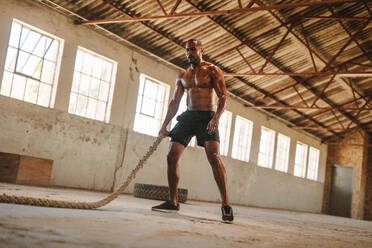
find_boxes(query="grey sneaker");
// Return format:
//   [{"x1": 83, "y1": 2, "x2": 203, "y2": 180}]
[
  {"x1": 152, "y1": 201, "x2": 180, "y2": 212},
  {"x1": 221, "y1": 205, "x2": 234, "y2": 222}
]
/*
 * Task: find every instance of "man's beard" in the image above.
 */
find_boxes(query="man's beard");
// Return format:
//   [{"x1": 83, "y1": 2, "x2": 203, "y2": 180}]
[{"x1": 188, "y1": 56, "x2": 201, "y2": 65}]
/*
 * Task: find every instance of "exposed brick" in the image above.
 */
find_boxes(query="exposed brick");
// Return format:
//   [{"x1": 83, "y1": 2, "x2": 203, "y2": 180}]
[
  {"x1": 322, "y1": 131, "x2": 369, "y2": 220},
  {"x1": 364, "y1": 139, "x2": 372, "y2": 221}
]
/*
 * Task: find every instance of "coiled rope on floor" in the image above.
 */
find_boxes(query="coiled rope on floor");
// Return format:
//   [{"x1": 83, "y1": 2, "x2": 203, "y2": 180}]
[{"x1": 0, "y1": 135, "x2": 165, "y2": 209}]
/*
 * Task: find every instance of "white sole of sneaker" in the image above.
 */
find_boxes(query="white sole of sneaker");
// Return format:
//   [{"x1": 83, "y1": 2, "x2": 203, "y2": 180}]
[{"x1": 151, "y1": 208, "x2": 180, "y2": 213}]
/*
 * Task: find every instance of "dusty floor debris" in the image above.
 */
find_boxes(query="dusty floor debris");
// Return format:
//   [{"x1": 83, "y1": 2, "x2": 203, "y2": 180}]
[{"x1": 0, "y1": 183, "x2": 371, "y2": 248}]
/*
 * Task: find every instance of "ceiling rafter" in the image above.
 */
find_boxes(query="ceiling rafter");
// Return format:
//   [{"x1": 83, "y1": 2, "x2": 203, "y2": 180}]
[
  {"x1": 184, "y1": 0, "x2": 346, "y2": 139},
  {"x1": 77, "y1": 0, "x2": 358, "y2": 25},
  {"x1": 249, "y1": 0, "x2": 371, "y2": 137},
  {"x1": 327, "y1": 5, "x2": 372, "y2": 65},
  {"x1": 70, "y1": 0, "x2": 371, "y2": 140},
  {"x1": 268, "y1": 52, "x2": 372, "y2": 99},
  {"x1": 81, "y1": 0, "x2": 347, "y2": 140},
  {"x1": 303, "y1": 16, "x2": 370, "y2": 21},
  {"x1": 93, "y1": 0, "x2": 339, "y2": 139},
  {"x1": 245, "y1": 105, "x2": 372, "y2": 111},
  {"x1": 185, "y1": 0, "x2": 370, "y2": 138}
]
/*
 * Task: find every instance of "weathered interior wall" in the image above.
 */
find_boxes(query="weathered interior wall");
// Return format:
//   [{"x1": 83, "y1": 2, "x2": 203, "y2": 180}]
[
  {"x1": 323, "y1": 131, "x2": 368, "y2": 219},
  {"x1": 0, "y1": 0, "x2": 327, "y2": 212},
  {"x1": 114, "y1": 130, "x2": 323, "y2": 212},
  {"x1": 364, "y1": 136, "x2": 372, "y2": 220},
  {"x1": 0, "y1": 95, "x2": 124, "y2": 191}
]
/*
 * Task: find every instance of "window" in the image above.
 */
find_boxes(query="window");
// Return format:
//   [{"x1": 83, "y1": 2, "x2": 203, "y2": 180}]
[
  {"x1": 231, "y1": 116, "x2": 253, "y2": 162},
  {"x1": 1, "y1": 19, "x2": 63, "y2": 107},
  {"x1": 171, "y1": 94, "x2": 195, "y2": 146},
  {"x1": 133, "y1": 74, "x2": 169, "y2": 137},
  {"x1": 294, "y1": 142, "x2": 308, "y2": 178},
  {"x1": 307, "y1": 147, "x2": 320, "y2": 180},
  {"x1": 218, "y1": 111, "x2": 232, "y2": 156},
  {"x1": 258, "y1": 126, "x2": 275, "y2": 168},
  {"x1": 274, "y1": 133, "x2": 290, "y2": 172},
  {"x1": 68, "y1": 47, "x2": 117, "y2": 122}
]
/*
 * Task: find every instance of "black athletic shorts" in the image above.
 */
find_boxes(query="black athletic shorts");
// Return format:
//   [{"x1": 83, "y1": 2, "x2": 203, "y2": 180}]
[{"x1": 169, "y1": 110, "x2": 220, "y2": 147}]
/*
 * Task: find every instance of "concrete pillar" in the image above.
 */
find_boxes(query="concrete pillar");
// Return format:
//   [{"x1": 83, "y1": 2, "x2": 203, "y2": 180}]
[
  {"x1": 227, "y1": 112, "x2": 236, "y2": 158},
  {"x1": 271, "y1": 132, "x2": 278, "y2": 169},
  {"x1": 249, "y1": 123, "x2": 261, "y2": 165},
  {"x1": 0, "y1": 15, "x2": 12, "y2": 89},
  {"x1": 53, "y1": 42, "x2": 76, "y2": 112},
  {"x1": 287, "y1": 138, "x2": 297, "y2": 175}
]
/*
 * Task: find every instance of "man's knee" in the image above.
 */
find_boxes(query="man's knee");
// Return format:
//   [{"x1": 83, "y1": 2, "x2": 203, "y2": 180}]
[
  {"x1": 167, "y1": 152, "x2": 179, "y2": 165},
  {"x1": 207, "y1": 152, "x2": 220, "y2": 165}
]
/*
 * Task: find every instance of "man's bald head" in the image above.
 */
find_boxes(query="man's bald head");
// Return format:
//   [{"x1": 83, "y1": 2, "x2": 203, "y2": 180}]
[
  {"x1": 185, "y1": 39, "x2": 204, "y2": 66},
  {"x1": 186, "y1": 38, "x2": 202, "y2": 48}
]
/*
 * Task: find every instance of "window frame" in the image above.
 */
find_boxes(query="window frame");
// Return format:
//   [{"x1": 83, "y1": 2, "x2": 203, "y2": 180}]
[
  {"x1": 294, "y1": 142, "x2": 308, "y2": 178},
  {"x1": 257, "y1": 126, "x2": 276, "y2": 168},
  {"x1": 133, "y1": 74, "x2": 170, "y2": 137},
  {"x1": 231, "y1": 115, "x2": 253, "y2": 162},
  {"x1": 307, "y1": 147, "x2": 320, "y2": 180},
  {"x1": 68, "y1": 46, "x2": 117, "y2": 123},
  {"x1": 274, "y1": 133, "x2": 291, "y2": 173},
  {"x1": 218, "y1": 110, "x2": 232, "y2": 156},
  {"x1": 1, "y1": 18, "x2": 64, "y2": 108}
]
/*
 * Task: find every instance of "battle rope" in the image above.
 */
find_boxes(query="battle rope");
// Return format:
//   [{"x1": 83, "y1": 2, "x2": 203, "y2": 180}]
[{"x1": 0, "y1": 135, "x2": 165, "y2": 209}]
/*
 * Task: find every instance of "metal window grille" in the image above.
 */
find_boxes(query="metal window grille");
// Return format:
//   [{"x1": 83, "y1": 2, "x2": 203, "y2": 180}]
[
  {"x1": 68, "y1": 47, "x2": 116, "y2": 123},
  {"x1": 274, "y1": 133, "x2": 291, "y2": 172},
  {"x1": 294, "y1": 142, "x2": 308, "y2": 178},
  {"x1": 1, "y1": 20, "x2": 62, "y2": 107},
  {"x1": 258, "y1": 126, "x2": 276, "y2": 168},
  {"x1": 219, "y1": 111, "x2": 232, "y2": 156},
  {"x1": 231, "y1": 116, "x2": 253, "y2": 162},
  {"x1": 133, "y1": 75, "x2": 169, "y2": 137},
  {"x1": 307, "y1": 147, "x2": 320, "y2": 180}
]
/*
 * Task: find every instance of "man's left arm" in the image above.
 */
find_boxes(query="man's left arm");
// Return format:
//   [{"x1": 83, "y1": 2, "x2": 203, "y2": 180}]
[{"x1": 207, "y1": 65, "x2": 227, "y2": 135}]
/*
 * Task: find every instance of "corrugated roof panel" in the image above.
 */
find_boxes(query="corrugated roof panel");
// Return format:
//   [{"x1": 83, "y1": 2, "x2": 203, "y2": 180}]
[{"x1": 42, "y1": 0, "x2": 372, "y2": 140}]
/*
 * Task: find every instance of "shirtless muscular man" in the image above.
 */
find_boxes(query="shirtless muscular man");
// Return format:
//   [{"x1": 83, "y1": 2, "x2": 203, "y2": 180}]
[{"x1": 152, "y1": 38, "x2": 233, "y2": 222}]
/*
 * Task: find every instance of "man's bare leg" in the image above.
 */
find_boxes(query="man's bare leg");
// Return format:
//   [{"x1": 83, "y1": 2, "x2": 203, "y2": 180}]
[
  {"x1": 204, "y1": 140, "x2": 233, "y2": 221},
  {"x1": 204, "y1": 141, "x2": 229, "y2": 206},
  {"x1": 152, "y1": 141, "x2": 184, "y2": 211},
  {"x1": 167, "y1": 141, "x2": 185, "y2": 205}
]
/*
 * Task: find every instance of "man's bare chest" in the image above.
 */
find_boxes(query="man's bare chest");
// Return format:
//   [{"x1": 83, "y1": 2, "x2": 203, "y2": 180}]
[{"x1": 182, "y1": 68, "x2": 212, "y2": 89}]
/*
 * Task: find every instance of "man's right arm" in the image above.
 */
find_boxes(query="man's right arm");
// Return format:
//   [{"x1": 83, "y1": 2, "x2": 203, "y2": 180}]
[{"x1": 159, "y1": 74, "x2": 184, "y2": 136}]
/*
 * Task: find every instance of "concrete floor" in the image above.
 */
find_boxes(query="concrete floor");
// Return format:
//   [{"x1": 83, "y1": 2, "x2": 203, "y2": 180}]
[{"x1": 0, "y1": 183, "x2": 371, "y2": 248}]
